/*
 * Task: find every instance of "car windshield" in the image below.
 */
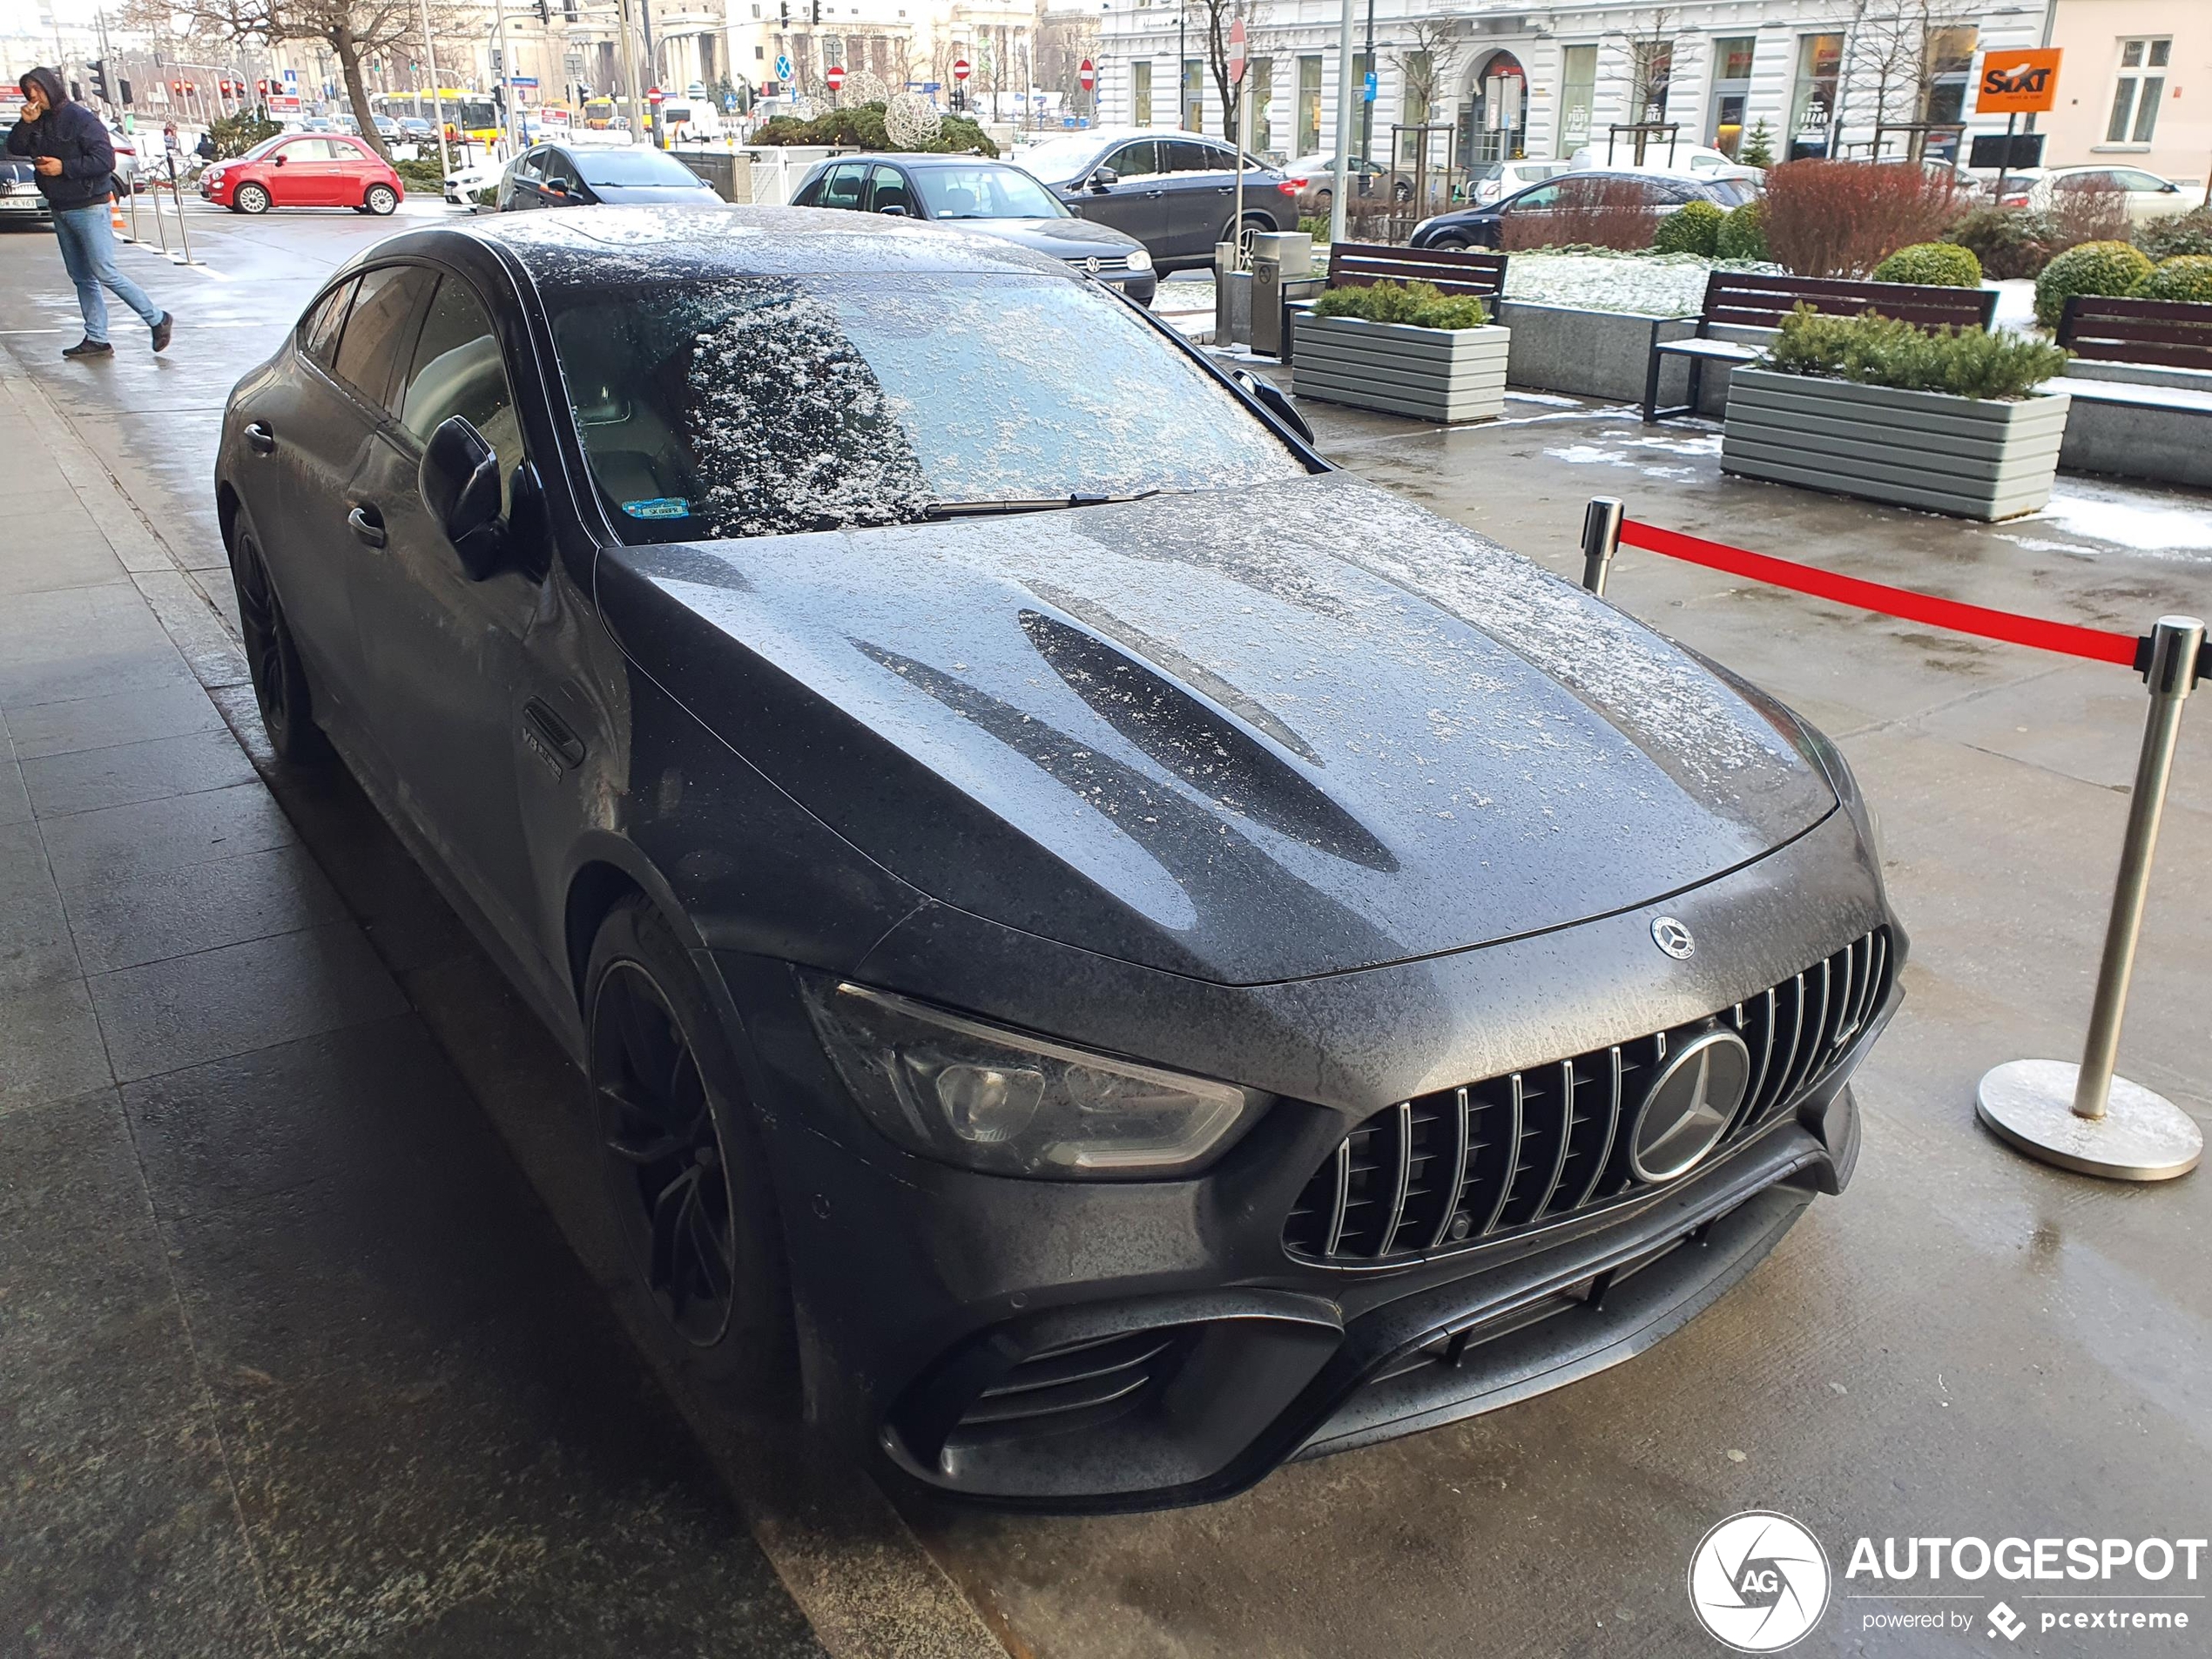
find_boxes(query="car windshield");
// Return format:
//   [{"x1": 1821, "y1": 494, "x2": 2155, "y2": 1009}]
[
  {"x1": 575, "y1": 149, "x2": 704, "y2": 187},
  {"x1": 913, "y1": 165, "x2": 1066, "y2": 219},
  {"x1": 544, "y1": 271, "x2": 1306, "y2": 543},
  {"x1": 1013, "y1": 136, "x2": 1111, "y2": 183}
]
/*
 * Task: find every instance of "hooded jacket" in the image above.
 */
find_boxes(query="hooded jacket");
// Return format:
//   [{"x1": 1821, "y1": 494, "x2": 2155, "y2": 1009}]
[{"x1": 7, "y1": 68, "x2": 117, "y2": 212}]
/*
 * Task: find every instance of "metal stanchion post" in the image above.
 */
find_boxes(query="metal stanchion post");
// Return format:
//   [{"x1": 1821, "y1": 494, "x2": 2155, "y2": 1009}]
[
  {"x1": 1977, "y1": 614, "x2": 2206, "y2": 1181},
  {"x1": 169, "y1": 155, "x2": 195, "y2": 265},
  {"x1": 1581, "y1": 496, "x2": 1623, "y2": 595}
]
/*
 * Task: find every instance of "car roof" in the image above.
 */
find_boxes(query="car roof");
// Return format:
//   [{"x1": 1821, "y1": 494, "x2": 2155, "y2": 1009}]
[
  {"x1": 456, "y1": 204, "x2": 1074, "y2": 281},
  {"x1": 812, "y1": 152, "x2": 1022, "y2": 169}
]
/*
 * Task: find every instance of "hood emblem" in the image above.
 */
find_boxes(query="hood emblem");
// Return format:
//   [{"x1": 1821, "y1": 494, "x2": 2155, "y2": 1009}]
[
  {"x1": 1083, "y1": 254, "x2": 1101, "y2": 274},
  {"x1": 1651, "y1": 916, "x2": 1696, "y2": 959}
]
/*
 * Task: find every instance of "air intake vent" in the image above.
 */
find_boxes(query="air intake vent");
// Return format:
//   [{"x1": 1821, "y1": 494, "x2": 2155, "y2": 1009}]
[
  {"x1": 948, "y1": 1327, "x2": 1194, "y2": 1443},
  {"x1": 1284, "y1": 929, "x2": 1890, "y2": 1267}
]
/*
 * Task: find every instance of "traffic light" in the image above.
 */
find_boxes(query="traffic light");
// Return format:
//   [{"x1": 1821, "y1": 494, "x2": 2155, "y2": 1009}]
[
  {"x1": 90, "y1": 58, "x2": 109, "y2": 103},
  {"x1": 119, "y1": 76, "x2": 133, "y2": 105},
  {"x1": 70, "y1": 78, "x2": 82, "y2": 102}
]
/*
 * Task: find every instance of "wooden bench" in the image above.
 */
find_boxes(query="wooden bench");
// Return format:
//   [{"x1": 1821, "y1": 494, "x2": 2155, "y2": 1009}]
[
  {"x1": 1642, "y1": 271, "x2": 2000, "y2": 424},
  {"x1": 2056, "y1": 293, "x2": 2212, "y2": 373},
  {"x1": 1278, "y1": 241, "x2": 1507, "y2": 363}
]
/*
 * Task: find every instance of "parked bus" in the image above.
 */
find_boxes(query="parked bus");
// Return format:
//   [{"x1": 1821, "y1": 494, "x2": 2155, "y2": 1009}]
[{"x1": 374, "y1": 91, "x2": 500, "y2": 147}]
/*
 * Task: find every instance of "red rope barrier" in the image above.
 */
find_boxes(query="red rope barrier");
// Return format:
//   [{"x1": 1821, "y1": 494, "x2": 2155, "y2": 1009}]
[{"x1": 1617, "y1": 517, "x2": 2142, "y2": 670}]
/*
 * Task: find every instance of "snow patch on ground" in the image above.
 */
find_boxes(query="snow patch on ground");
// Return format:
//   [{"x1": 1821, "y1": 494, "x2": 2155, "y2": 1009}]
[
  {"x1": 2025, "y1": 480, "x2": 2212, "y2": 559},
  {"x1": 1545, "y1": 443, "x2": 1629, "y2": 464},
  {"x1": 1504, "y1": 253, "x2": 1782, "y2": 318}
]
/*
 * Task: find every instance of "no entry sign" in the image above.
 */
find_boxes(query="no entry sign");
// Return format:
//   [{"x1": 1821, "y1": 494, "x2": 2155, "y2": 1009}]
[
  {"x1": 953, "y1": 58, "x2": 970, "y2": 84},
  {"x1": 1079, "y1": 58, "x2": 1095, "y2": 93},
  {"x1": 826, "y1": 64, "x2": 846, "y2": 93},
  {"x1": 1229, "y1": 19, "x2": 1246, "y2": 84}
]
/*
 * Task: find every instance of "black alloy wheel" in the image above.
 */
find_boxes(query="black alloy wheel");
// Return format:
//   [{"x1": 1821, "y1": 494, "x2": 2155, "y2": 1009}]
[
  {"x1": 585, "y1": 898, "x2": 794, "y2": 1394},
  {"x1": 230, "y1": 531, "x2": 329, "y2": 763},
  {"x1": 594, "y1": 959, "x2": 737, "y2": 1346}
]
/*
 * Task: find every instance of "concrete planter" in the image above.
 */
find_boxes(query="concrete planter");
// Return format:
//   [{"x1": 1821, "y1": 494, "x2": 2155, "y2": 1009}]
[
  {"x1": 1721, "y1": 368, "x2": 2071, "y2": 521},
  {"x1": 1291, "y1": 313, "x2": 1509, "y2": 423}
]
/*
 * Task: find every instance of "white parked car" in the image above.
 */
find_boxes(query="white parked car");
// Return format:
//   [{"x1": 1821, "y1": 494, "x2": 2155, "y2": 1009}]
[
  {"x1": 2013, "y1": 165, "x2": 2196, "y2": 223},
  {"x1": 1571, "y1": 142, "x2": 1753, "y2": 179},
  {"x1": 1470, "y1": 158, "x2": 1572, "y2": 206},
  {"x1": 442, "y1": 158, "x2": 507, "y2": 206}
]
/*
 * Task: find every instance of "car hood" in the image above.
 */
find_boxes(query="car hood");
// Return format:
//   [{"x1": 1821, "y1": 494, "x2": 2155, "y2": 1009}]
[
  {"x1": 612, "y1": 473, "x2": 1836, "y2": 985},
  {"x1": 934, "y1": 216, "x2": 1141, "y2": 259}
]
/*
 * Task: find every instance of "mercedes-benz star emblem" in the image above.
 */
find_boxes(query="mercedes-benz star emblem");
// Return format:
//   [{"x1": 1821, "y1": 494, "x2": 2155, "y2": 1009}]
[
  {"x1": 1630, "y1": 1027, "x2": 1750, "y2": 1182},
  {"x1": 1652, "y1": 915, "x2": 1696, "y2": 959},
  {"x1": 1083, "y1": 254, "x2": 1101, "y2": 274}
]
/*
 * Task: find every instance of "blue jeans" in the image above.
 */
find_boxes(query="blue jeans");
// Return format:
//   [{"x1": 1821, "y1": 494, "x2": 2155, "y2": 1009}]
[{"x1": 52, "y1": 203, "x2": 162, "y2": 345}]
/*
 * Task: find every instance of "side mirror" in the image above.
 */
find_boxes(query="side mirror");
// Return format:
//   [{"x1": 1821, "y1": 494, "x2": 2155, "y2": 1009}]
[
  {"x1": 1232, "y1": 369, "x2": 1315, "y2": 445},
  {"x1": 1089, "y1": 165, "x2": 1118, "y2": 191},
  {"x1": 273, "y1": 153, "x2": 287, "y2": 165},
  {"x1": 420, "y1": 415, "x2": 507, "y2": 580},
  {"x1": 880, "y1": 203, "x2": 908, "y2": 216}
]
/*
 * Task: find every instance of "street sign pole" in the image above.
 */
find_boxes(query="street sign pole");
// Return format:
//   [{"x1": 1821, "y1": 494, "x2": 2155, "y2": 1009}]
[
  {"x1": 1230, "y1": 21, "x2": 1246, "y2": 266},
  {"x1": 1329, "y1": 0, "x2": 1355, "y2": 246}
]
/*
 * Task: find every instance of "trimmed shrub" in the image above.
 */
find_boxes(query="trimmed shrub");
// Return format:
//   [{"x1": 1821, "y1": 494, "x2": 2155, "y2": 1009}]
[
  {"x1": 2136, "y1": 206, "x2": 2212, "y2": 260},
  {"x1": 1872, "y1": 241, "x2": 1982, "y2": 287},
  {"x1": 2131, "y1": 255, "x2": 2212, "y2": 304},
  {"x1": 210, "y1": 111, "x2": 280, "y2": 159},
  {"x1": 2034, "y1": 240, "x2": 2155, "y2": 327},
  {"x1": 1760, "y1": 159, "x2": 1966, "y2": 278},
  {"x1": 1716, "y1": 199, "x2": 1768, "y2": 261},
  {"x1": 1653, "y1": 199, "x2": 1724, "y2": 257},
  {"x1": 1943, "y1": 206, "x2": 2060, "y2": 280},
  {"x1": 393, "y1": 158, "x2": 444, "y2": 193},
  {"x1": 1765, "y1": 305, "x2": 2069, "y2": 401},
  {"x1": 1311, "y1": 278, "x2": 1488, "y2": 329}
]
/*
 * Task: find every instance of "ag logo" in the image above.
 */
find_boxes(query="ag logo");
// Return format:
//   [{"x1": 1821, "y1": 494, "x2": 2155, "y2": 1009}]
[{"x1": 1689, "y1": 1511, "x2": 1831, "y2": 1652}]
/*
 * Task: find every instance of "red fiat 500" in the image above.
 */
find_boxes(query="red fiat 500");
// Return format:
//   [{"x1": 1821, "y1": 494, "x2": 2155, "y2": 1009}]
[{"x1": 200, "y1": 133, "x2": 403, "y2": 216}]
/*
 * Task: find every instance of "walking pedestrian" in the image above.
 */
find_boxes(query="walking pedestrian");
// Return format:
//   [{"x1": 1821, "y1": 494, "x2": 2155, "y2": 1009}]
[
  {"x1": 196, "y1": 129, "x2": 218, "y2": 165},
  {"x1": 5, "y1": 67, "x2": 173, "y2": 361}
]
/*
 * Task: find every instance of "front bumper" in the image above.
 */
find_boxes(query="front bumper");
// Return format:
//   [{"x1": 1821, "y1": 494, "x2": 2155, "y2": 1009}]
[{"x1": 711, "y1": 804, "x2": 1898, "y2": 1511}]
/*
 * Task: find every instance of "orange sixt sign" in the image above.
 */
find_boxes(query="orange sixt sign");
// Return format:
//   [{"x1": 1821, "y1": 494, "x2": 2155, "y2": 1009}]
[{"x1": 1975, "y1": 49, "x2": 2062, "y2": 114}]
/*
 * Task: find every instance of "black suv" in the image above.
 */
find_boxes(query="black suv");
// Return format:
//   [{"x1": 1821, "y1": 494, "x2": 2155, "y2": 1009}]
[{"x1": 1014, "y1": 129, "x2": 1294, "y2": 272}]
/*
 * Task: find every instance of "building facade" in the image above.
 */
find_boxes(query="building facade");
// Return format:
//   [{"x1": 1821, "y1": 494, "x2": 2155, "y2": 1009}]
[
  {"x1": 2040, "y1": 0, "x2": 2206, "y2": 186},
  {"x1": 1094, "y1": 3, "x2": 2197, "y2": 180}
]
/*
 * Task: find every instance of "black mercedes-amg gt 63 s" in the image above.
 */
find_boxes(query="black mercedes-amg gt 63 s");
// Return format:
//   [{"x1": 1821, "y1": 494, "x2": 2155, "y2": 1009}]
[{"x1": 212, "y1": 206, "x2": 1901, "y2": 1512}]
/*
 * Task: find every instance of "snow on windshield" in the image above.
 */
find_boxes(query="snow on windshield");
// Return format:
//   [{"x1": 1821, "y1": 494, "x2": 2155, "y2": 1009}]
[{"x1": 547, "y1": 273, "x2": 1307, "y2": 542}]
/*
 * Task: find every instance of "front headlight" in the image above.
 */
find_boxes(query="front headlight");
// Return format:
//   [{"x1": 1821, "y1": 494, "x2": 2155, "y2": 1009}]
[
  {"x1": 1123, "y1": 246, "x2": 1153, "y2": 273},
  {"x1": 802, "y1": 978, "x2": 1259, "y2": 1178}
]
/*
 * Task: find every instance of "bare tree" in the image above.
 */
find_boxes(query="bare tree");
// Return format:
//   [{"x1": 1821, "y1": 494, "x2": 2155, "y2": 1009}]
[
  {"x1": 1184, "y1": 0, "x2": 1267, "y2": 143},
  {"x1": 1602, "y1": 7, "x2": 1677, "y2": 160},
  {"x1": 1393, "y1": 17, "x2": 1457, "y2": 154},
  {"x1": 1036, "y1": 12, "x2": 1099, "y2": 115},
  {"x1": 1839, "y1": 1, "x2": 1979, "y2": 159},
  {"x1": 124, "y1": 0, "x2": 474, "y2": 162}
]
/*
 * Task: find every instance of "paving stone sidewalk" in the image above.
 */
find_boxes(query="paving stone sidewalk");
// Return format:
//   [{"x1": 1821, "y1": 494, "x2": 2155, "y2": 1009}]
[{"x1": 0, "y1": 331, "x2": 830, "y2": 1657}]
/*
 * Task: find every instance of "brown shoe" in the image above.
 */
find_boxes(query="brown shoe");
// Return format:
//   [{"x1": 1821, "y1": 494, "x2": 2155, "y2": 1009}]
[
  {"x1": 63, "y1": 338, "x2": 113, "y2": 359},
  {"x1": 152, "y1": 313, "x2": 173, "y2": 353}
]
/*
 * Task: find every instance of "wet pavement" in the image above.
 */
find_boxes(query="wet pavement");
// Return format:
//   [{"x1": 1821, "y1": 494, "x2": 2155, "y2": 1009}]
[{"x1": 2, "y1": 201, "x2": 2209, "y2": 1658}]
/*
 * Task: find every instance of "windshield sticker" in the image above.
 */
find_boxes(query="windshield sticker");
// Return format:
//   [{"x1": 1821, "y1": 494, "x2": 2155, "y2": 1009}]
[{"x1": 623, "y1": 497, "x2": 691, "y2": 520}]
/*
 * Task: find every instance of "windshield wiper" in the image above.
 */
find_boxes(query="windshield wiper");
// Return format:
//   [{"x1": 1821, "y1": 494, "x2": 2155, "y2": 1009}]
[{"x1": 923, "y1": 489, "x2": 1163, "y2": 521}]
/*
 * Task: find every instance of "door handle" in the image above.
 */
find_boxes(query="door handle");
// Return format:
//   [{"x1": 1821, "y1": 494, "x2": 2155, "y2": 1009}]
[
  {"x1": 346, "y1": 503, "x2": 387, "y2": 547},
  {"x1": 244, "y1": 421, "x2": 276, "y2": 455}
]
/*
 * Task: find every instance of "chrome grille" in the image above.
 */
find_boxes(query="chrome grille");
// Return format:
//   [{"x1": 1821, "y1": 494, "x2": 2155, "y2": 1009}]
[
  {"x1": 1064, "y1": 254, "x2": 1132, "y2": 276},
  {"x1": 1283, "y1": 929, "x2": 1891, "y2": 1267}
]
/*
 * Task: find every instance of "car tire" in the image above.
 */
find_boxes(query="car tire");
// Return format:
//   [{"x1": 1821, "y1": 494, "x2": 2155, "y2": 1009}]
[
  {"x1": 234, "y1": 181, "x2": 270, "y2": 215},
  {"x1": 228, "y1": 525, "x2": 331, "y2": 765},
  {"x1": 1226, "y1": 211, "x2": 1273, "y2": 262},
  {"x1": 1393, "y1": 179, "x2": 1413, "y2": 204},
  {"x1": 586, "y1": 896, "x2": 798, "y2": 1406},
  {"x1": 363, "y1": 182, "x2": 398, "y2": 216},
  {"x1": 1428, "y1": 233, "x2": 1473, "y2": 251},
  {"x1": 1312, "y1": 187, "x2": 1332, "y2": 215}
]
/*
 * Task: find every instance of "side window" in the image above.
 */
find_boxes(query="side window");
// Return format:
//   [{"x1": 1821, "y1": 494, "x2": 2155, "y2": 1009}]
[
  {"x1": 866, "y1": 165, "x2": 915, "y2": 213},
  {"x1": 819, "y1": 161, "x2": 867, "y2": 209},
  {"x1": 332, "y1": 265, "x2": 436, "y2": 414},
  {"x1": 1165, "y1": 140, "x2": 1227, "y2": 174},
  {"x1": 400, "y1": 275, "x2": 521, "y2": 508},
  {"x1": 1109, "y1": 139, "x2": 1161, "y2": 179},
  {"x1": 2113, "y1": 169, "x2": 2168, "y2": 192},
  {"x1": 298, "y1": 279, "x2": 355, "y2": 369},
  {"x1": 513, "y1": 148, "x2": 543, "y2": 184},
  {"x1": 1512, "y1": 184, "x2": 1562, "y2": 211}
]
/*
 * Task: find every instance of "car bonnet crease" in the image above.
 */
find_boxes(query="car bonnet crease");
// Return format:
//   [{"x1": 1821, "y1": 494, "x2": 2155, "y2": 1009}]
[{"x1": 614, "y1": 474, "x2": 1837, "y2": 985}]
